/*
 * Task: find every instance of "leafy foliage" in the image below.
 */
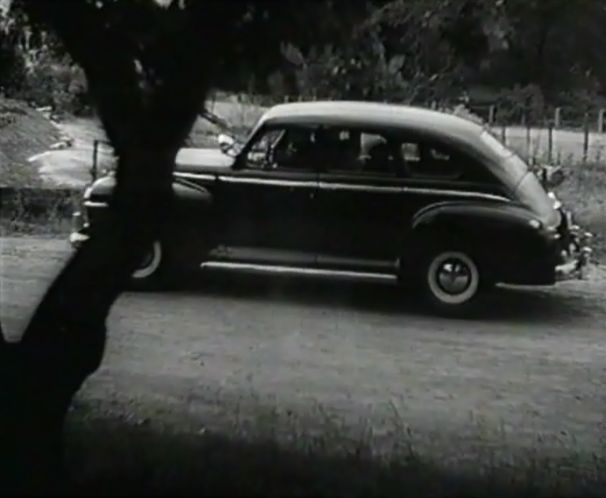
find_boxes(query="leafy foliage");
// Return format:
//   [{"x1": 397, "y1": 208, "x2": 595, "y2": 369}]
[{"x1": 5, "y1": 0, "x2": 606, "y2": 111}]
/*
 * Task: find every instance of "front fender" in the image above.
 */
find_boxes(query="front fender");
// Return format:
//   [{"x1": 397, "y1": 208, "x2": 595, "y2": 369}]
[
  {"x1": 172, "y1": 178, "x2": 213, "y2": 207},
  {"x1": 78, "y1": 175, "x2": 215, "y2": 260},
  {"x1": 82, "y1": 174, "x2": 214, "y2": 232},
  {"x1": 84, "y1": 175, "x2": 213, "y2": 207}
]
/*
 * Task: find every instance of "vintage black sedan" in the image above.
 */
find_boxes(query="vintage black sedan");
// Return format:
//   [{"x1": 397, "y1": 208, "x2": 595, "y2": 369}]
[{"x1": 70, "y1": 101, "x2": 593, "y2": 314}]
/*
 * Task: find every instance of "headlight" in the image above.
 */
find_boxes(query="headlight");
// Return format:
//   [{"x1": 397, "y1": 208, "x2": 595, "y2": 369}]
[
  {"x1": 83, "y1": 185, "x2": 93, "y2": 201},
  {"x1": 528, "y1": 219, "x2": 542, "y2": 229},
  {"x1": 547, "y1": 191, "x2": 562, "y2": 209}
]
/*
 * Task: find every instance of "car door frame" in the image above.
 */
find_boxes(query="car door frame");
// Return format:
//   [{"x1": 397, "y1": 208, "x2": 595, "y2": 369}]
[{"x1": 209, "y1": 122, "x2": 321, "y2": 268}]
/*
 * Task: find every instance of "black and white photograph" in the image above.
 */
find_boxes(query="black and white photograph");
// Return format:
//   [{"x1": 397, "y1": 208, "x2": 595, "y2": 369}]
[{"x1": 1, "y1": 0, "x2": 605, "y2": 495}]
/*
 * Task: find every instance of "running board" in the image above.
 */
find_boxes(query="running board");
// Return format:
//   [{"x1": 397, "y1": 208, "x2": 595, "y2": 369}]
[{"x1": 200, "y1": 261, "x2": 398, "y2": 283}]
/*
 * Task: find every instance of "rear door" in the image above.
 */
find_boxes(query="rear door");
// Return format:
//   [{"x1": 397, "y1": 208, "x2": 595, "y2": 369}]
[
  {"x1": 316, "y1": 128, "x2": 410, "y2": 272},
  {"x1": 316, "y1": 127, "x2": 511, "y2": 273}
]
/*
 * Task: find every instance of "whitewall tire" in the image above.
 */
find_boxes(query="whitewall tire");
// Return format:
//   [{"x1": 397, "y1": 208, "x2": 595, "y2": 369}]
[
  {"x1": 130, "y1": 241, "x2": 163, "y2": 287},
  {"x1": 424, "y1": 250, "x2": 481, "y2": 312}
]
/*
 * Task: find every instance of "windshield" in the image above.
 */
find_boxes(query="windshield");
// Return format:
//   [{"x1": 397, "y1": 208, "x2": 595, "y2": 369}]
[{"x1": 225, "y1": 139, "x2": 245, "y2": 157}]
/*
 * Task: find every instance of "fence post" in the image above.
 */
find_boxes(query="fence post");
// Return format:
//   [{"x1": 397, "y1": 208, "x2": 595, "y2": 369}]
[
  {"x1": 525, "y1": 110, "x2": 531, "y2": 160},
  {"x1": 598, "y1": 108, "x2": 605, "y2": 133},
  {"x1": 488, "y1": 105, "x2": 496, "y2": 126},
  {"x1": 554, "y1": 107, "x2": 561, "y2": 128},
  {"x1": 583, "y1": 113, "x2": 589, "y2": 163},
  {"x1": 547, "y1": 124, "x2": 553, "y2": 163}
]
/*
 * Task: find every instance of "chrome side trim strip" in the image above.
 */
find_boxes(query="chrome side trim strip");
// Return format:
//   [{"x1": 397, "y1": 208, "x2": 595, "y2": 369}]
[
  {"x1": 174, "y1": 176, "x2": 210, "y2": 193},
  {"x1": 174, "y1": 172, "x2": 216, "y2": 182},
  {"x1": 84, "y1": 201, "x2": 109, "y2": 208},
  {"x1": 174, "y1": 172, "x2": 509, "y2": 202},
  {"x1": 319, "y1": 182, "x2": 401, "y2": 194},
  {"x1": 218, "y1": 176, "x2": 316, "y2": 188},
  {"x1": 319, "y1": 181, "x2": 509, "y2": 202},
  {"x1": 200, "y1": 261, "x2": 397, "y2": 282},
  {"x1": 402, "y1": 187, "x2": 509, "y2": 202}
]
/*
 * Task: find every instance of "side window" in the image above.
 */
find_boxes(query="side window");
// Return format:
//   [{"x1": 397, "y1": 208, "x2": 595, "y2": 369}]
[
  {"x1": 244, "y1": 126, "x2": 316, "y2": 171},
  {"x1": 325, "y1": 129, "x2": 407, "y2": 177},
  {"x1": 245, "y1": 129, "x2": 284, "y2": 169},
  {"x1": 407, "y1": 143, "x2": 462, "y2": 180},
  {"x1": 401, "y1": 142, "x2": 421, "y2": 164}
]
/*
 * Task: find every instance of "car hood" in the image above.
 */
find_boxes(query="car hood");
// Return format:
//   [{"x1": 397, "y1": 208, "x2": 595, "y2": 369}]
[{"x1": 175, "y1": 147, "x2": 235, "y2": 172}]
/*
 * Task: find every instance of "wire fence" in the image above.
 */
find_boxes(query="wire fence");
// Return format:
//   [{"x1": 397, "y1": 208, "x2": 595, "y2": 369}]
[
  {"x1": 468, "y1": 105, "x2": 606, "y2": 165},
  {"x1": 207, "y1": 92, "x2": 606, "y2": 166}
]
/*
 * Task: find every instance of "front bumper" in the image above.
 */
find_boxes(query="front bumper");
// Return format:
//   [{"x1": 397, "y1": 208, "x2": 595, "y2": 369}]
[
  {"x1": 69, "y1": 210, "x2": 90, "y2": 249},
  {"x1": 555, "y1": 225, "x2": 593, "y2": 281}
]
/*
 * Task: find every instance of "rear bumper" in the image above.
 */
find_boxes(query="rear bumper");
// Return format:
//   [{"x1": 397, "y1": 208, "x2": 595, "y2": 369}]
[{"x1": 498, "y1": 214, "x2": 593, "y2": 286}]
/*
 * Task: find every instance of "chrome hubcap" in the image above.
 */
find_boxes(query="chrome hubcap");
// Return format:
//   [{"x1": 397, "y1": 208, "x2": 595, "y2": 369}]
[
  {"x1": 436, "y1": 259, "x2": 472, "y2": 295},
  {"x1": 137, "y1": 250, "x2": 154, "y2": 270}
]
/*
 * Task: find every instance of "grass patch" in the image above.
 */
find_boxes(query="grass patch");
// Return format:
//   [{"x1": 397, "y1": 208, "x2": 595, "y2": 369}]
[
  {"x1": 554, "y1": 161, "x2": 606, "y2": 259},
  {"x1": 0, "y1": 187, "x2": 78, "y2": 237},
  {"x1": 0, "y1": 160, "x2": 44, "y2": 189},
  {"x1": 63, "y1": 408, "x2": 605, "y2": 497}
]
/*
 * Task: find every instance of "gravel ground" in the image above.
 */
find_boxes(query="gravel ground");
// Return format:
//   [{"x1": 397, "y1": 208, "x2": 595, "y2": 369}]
[{"x1": 2, "y1": 236, "x2": 606, "y2": 466}]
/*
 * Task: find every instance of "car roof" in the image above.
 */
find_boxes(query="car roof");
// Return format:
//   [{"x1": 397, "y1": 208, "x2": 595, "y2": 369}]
[{"x1": 258, "y1": 101, "x2": 486, "y2": 146}]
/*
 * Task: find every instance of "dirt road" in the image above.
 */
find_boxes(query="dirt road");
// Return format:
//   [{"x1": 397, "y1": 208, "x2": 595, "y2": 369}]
[{"x1": 2, "y1": 237, "x2": 605, "y2": 464}]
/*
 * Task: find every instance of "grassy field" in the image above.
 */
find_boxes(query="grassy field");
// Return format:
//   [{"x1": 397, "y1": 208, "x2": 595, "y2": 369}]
[
  {"x1": 0, "y1": 97, "x2": 62, "y2": 187},
  {"x1": 554, "y1": 162, "x2": 606, "y2": 259}
]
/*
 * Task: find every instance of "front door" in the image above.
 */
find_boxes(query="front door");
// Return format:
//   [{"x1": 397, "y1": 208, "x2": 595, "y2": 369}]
[{"x1": 212, "y1": 124, "x2": 320, "y2": 268}]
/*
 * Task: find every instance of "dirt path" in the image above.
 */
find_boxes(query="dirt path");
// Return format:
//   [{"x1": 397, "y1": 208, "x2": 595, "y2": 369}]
[{"x1": 2, "y1": 237, "x2": 606, "y2": 464}]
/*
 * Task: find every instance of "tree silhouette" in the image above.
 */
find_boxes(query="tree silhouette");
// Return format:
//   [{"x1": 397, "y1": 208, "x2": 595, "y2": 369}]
[{"x1": 0, "y1": 0, "x2": 369, "y2": 493}]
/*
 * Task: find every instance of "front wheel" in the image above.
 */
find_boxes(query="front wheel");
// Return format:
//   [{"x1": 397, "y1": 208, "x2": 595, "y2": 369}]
[
  {"x1": 129, "y1": 240, "x2": 165, "y2": 290},
  {"x1": 421, "y1": 249, "x2": 482, "y2": 316}
]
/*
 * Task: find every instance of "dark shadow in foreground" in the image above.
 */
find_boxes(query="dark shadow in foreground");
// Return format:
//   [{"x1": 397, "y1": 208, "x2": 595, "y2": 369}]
[{"x1": 64, "y1": 414, "x2": 604, "y2": 497}]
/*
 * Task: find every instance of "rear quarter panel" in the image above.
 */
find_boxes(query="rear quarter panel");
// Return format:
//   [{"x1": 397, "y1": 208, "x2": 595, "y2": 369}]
[{"x1": 406, "y1": 200, "x2": 556, "y2": 283}]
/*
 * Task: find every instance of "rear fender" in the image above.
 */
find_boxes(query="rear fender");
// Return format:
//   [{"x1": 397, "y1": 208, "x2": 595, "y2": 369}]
[{"x1": 403, "y1": 200, "x2": 548, "y2": 279}]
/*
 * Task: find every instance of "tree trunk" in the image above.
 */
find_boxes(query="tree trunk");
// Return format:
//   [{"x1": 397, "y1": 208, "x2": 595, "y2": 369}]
[
  {"x1": 0, "y1": 149, "x2": 176, "y2": 494},
  {"x1": 1, "y1": 2, "x2": 213, "y2": 492}
]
